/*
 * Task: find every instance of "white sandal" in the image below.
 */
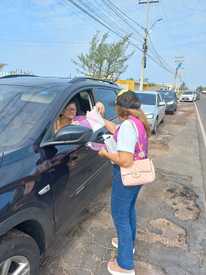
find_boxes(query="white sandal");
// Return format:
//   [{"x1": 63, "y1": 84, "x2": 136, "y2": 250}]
[
  {"x1": 107, "y1": 260, "x2": 135, "y2": 275},
  {"x1": 112, "y1": 238, "x2": 135, "y2": 254}
]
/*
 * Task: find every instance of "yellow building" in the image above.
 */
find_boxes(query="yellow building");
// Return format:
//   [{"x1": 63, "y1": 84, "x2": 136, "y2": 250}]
[
  {"x1": 116, "y1": 80, "x2": 135, "y2": 91},
  {"x1": 116, "y1": 79, "x2": 173, "y2": 92}
]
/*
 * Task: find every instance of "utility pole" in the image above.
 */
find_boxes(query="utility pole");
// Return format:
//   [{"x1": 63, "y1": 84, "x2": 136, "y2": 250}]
[
  {"x1": 174, "y1": 56, "x2": 184, "y2": 93},
  {"x1": 138, "y1": 0, "x2": 160, "y2": 91}
]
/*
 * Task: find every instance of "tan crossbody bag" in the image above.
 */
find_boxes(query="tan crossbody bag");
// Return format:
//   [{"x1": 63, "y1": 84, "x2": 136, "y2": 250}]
[{"x1": 120, "y1": 121, "x2": 155, "y2": 186}]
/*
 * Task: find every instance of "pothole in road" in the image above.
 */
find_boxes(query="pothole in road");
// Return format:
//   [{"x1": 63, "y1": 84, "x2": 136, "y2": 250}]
[
  {"x1": 165, "y1": 185, "x2": 200, "y2": 221},
  {"x1": 138, "y1": 218, "x2": 187, "y2": 249},
  {"x1": 157, "y1": 169, "x2": 200, "y2": 221}
]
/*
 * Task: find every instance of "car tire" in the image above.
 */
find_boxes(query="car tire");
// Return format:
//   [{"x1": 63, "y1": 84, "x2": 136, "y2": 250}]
[
  {"x1": 152, "y1": 119, "x2": 158, "y2": 135},
  {"x1": 0, "y1": 230, "x2": 40, "y2": 275}
]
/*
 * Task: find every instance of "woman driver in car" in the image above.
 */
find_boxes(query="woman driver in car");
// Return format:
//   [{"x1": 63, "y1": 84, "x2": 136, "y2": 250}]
[{"x1": 54, "y1": 101, "x2": 105, "y2": 132}]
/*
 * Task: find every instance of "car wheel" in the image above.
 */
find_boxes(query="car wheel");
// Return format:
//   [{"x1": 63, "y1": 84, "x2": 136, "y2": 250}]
[
  {"x1": 152, "y1": 119, "x2": 158, "y2": 135},
  {"x1": 0, "y1": 230, "x2": 40, "y2": 275}
]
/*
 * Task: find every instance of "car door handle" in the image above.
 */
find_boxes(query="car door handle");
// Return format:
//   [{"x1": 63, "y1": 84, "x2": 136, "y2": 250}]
[{"x1": 38, "y1": 184, "x2": 51, "y2": 196}]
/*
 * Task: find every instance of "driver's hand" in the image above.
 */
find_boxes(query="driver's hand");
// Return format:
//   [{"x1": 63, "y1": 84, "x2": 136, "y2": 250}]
[{"x1": 95, "y1": 101, "x2": 105, "y2": 116}]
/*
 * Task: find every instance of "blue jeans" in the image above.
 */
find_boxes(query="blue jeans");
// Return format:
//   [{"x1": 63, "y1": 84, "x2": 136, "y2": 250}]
[{"x1": 111, "y1": 165, "x2": 142, "y2": 270}]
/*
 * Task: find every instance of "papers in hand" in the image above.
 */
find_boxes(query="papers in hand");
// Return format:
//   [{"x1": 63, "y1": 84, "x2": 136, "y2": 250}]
[
  {"x1": 86, "y1": 107, "x2": 105, "y2": 132},
  {"x1": 87, "y1": 142, "x2": 106, "y2": 152},
  {"x1": 103, "y1": 134, "x2": 117, "y2": 153}
]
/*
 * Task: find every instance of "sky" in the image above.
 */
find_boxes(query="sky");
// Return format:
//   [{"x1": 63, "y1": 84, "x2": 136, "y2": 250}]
[{"x1": 0, "y1": 0, "x2": 206, "y2": 88}]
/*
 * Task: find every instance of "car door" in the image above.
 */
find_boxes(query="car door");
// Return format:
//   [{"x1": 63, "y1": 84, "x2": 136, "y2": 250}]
[{"x1": 41, "y1": 88, "x2": 108, "y2": 230}]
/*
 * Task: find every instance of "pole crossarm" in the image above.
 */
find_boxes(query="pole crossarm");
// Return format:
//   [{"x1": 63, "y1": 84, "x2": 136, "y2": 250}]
[{"x1": 138, "y1": 0, "x2": 159, "y2": 4}]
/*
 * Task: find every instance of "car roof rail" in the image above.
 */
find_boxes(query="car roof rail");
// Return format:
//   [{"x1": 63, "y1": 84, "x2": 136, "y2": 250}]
[
  {"x1": 70, "y1": 76, "x2": 118, "y2": 86},
  {"x1": 0, "y1": 74, "x2": 37, "y2": 79}
]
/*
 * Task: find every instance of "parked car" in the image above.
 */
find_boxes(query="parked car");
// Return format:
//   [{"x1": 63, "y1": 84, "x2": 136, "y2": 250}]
[
  {"x1": 0, "y1": 76, "x2": 120, "y2": 275},
  {"x1": 179, "y1": 91, "x2": 196, "y2": 102},
  {"x1": 159, "y1": 90, "x2": 177, "y2": 114},
  {"x1": 135, "y1": 90, "x2": 166, "y2": 134},
  {"x1": 201, "y1": 90, "x2": 206, "y2": 94}
]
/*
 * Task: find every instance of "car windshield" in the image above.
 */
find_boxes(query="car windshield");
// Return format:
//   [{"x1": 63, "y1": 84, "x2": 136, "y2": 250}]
[
  {"x1": 0, "y1": 85, "x2": 57, "y2": 152},
  {"x1": 136, "y1": 93, "x2": 156, "y2": 105},
  {"x1": 183, "y1": 91, "x2": 193, "y2": 95},
  {"x1": 160, "y1": 92, "x2": 176, "y2": 101}
]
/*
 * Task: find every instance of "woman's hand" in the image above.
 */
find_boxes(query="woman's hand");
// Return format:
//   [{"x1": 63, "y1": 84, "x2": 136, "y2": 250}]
[
  {"x1": 96, "y1": 101, "x2": 105, "y2": 116},
  {"x1": 98, "y1": 148, "x2": 108, "y2": 158}
]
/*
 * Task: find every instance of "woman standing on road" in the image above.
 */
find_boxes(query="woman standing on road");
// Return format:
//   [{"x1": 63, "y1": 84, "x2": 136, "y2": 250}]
[{"x1": 98, "y1": 91, "x2": 150, "y2": 275}]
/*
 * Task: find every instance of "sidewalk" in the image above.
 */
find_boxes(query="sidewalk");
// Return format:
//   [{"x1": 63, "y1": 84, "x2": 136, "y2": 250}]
[{"x1": 41, "y1": 103, "x2": 206, "y2": 275}]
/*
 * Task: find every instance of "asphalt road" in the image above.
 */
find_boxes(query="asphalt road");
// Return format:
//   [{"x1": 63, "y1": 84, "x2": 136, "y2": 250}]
[
  {"x1": 197, "y1": 94, "x2": 206, "y2": 132},
  {"x1": 196, "y1": 94, "x2": 206, "y2": 207}
]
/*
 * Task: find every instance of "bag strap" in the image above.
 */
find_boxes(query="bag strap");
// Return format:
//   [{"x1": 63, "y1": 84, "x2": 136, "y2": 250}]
[{"x1": 129, "y1": 119, "x2": 144, "y2": 154}]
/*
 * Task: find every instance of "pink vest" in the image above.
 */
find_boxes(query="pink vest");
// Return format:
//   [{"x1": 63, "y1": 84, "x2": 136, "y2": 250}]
[{"x1": 114, "y1": 116, "x2": 148, "y2": 160}]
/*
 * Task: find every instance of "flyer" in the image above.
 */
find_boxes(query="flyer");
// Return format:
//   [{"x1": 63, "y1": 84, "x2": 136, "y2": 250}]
[{"x1": 86, "y1": 107, "x2": 105, "y2": 132}]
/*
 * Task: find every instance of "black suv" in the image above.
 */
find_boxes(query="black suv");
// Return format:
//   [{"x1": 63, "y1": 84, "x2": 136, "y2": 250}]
[{"x1": 0, "y1": 76, "x2": 119, "y2": 275}]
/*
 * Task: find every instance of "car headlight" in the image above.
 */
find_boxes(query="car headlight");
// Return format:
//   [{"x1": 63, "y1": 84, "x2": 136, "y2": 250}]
[
  {"x1": 167, "y1": 101, "x2": 174, "y2": 105},
  {"x1": 146, "y1": 113, "x2": 154, "y2": 119}
]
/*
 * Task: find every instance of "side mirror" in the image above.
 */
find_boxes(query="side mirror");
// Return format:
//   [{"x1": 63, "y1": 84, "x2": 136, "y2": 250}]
[
  {"x1": 41, "y1": 125, "x2": 93, "y2": 147},
  {"x1": 158, "y1": 101, "x2": 166, "y2": 106},
  {"x1": 55, "y1": 125, "x2": 93, "y2": 144}
]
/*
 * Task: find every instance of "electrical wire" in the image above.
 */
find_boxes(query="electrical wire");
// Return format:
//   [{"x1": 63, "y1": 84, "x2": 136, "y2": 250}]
[
  {"x1": 148, "y1": 34, "x2": 174, "y2": 72},
  {"x1": 104, "y1": 0, "x2": 145, "y2": 32},
  {"x1": 101, "y1": 0, "x2": 175, "y2": 73},
  {"x1": 77, "y1": 0, "x2": 134, "y2": 39},
  {"x1": 101, "y1": 0, "x2": 144, "y2": 39},
  {"x1": 65, "y1": 0, "x2": 174, "y2": 75}
]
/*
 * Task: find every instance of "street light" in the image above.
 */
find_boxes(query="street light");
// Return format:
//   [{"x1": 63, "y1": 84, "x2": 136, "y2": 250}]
[{"x1": 148, "y1": 18, "x2": 163, "y2": 33}]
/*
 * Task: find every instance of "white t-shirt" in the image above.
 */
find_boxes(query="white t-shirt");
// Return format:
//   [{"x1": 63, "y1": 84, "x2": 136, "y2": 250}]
[{"x1": 116, "y1": 120, "x2": 139, "y2": 154}]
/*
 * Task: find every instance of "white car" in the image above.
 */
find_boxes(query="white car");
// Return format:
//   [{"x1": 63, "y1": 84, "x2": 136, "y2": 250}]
[
  {"x1": 180, "y1": 91, "x2": 196, "y2": 102},
  {"x1": 135, "y1": 91, "x2": 166, "y2": 134}
]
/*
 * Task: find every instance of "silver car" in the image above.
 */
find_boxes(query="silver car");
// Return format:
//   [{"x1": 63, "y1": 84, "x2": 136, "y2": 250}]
[{"x1": 135, "y1": 91, "x2": 166, "y2": 134}]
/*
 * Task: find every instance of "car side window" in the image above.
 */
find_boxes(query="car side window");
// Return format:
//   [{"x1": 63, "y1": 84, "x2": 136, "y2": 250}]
[
  {"x1": 53, "y1": 89, "x2": 93, "y2": 133},
  {"x1": 93, "y1": 88, "x2": 117, "y2": 119}
]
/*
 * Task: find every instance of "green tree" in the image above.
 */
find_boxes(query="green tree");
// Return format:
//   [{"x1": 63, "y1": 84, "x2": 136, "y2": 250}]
[{"x1": 73, "y1": 32, "x2": 134, "y2": 81}]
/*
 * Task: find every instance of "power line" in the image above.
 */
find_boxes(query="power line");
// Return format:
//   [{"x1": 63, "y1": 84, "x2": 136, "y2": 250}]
[
  {"x1": 148, "y1": 34, "x2": 174, "y2": 72},
  {"x1": 65, "y1": 0, "x2": 174, "y2": 75},
  {"x1": 84, "y1": 0, "x2": 143, "y2": 42},
  {"x1": 101, "y1": 0, "x2": 144, "y2": 39},
  {"x1": 77, "y1": 0, "x2": 132, "y2": 38},
  {"x1": 103, "y1": 0, "x2": 145, "y2": 33}
]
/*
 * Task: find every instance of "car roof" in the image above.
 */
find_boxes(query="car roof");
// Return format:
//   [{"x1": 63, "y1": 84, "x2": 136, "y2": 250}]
[
  {"x1": 135, "y1": 90, "x2": 158, "y2": 95},
  {"x1": 0, "y1": 75, "x2": 119, "y2": 90}
]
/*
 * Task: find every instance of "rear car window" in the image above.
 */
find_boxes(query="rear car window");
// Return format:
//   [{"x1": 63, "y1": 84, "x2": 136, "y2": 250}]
[
  {"x1": 0, "y1": 85, "x2": 57, "y2": 151},
  {"x1": 136, "y1": 93, "x2": 156, "y2": 106},
  {"x1": 93, "y1": 88, "x2": 117, "y2": 119}
]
